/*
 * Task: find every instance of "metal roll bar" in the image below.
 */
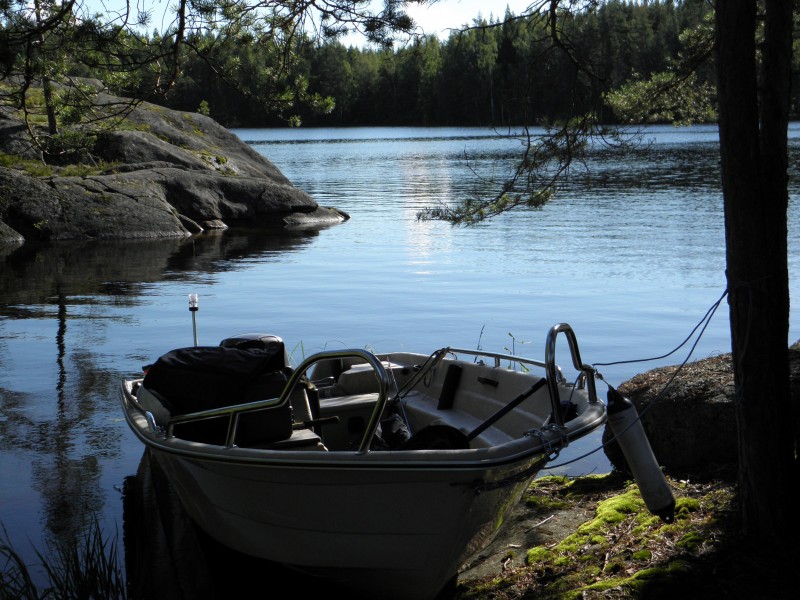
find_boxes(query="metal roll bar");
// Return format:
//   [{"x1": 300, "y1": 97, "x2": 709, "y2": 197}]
[
  {"x1": 545, "y1": 323, "x2": 599, "y2": 427},
  {"x1": 160, "y1": 348, "x2": 389, "y2": 452},
  {"x1": 286, "y1": 349, "x2": 390, "y2": 453}
]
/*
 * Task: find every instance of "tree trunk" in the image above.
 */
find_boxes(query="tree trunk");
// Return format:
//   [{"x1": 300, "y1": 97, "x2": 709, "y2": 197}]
[
  {"x1": 715, "y1": 0, "x2": 797, "y2": 546},
  {"x1": 32, "y1": 0, "x2": 59, "y2": 136},
  {"x1": 42, "y1": 76, "x2": 59, "y2": 136}
]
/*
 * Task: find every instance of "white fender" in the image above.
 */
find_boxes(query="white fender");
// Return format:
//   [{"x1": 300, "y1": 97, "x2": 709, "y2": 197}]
[{"x1": 607, "y1": 386, "x2": 675, "y2": 522}]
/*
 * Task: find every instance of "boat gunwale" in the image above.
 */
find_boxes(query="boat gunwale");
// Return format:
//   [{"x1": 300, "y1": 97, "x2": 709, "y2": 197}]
[{"x1": 120, "y1": 379, "x2": 607, "y2": 471}]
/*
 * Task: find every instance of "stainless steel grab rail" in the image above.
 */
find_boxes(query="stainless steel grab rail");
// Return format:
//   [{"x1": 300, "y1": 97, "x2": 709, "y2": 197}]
[
  {"x1": 288, "y1": 349, "x2": 390, "y2": 453},
  {"x1": 161, "y1": 348, "x2": 389, "y2": 452},
  {"x1": 443, "y1": 347, "x2": 548, "y2": 371},
  {"x1": 545, "y1": 323, "x2": 599, "y2": 427}
]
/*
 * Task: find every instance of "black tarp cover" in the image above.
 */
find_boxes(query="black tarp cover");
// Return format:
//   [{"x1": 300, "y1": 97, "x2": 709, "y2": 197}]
[{"x1": 143, "y1": 344, "x2": 288, "y2": 415}]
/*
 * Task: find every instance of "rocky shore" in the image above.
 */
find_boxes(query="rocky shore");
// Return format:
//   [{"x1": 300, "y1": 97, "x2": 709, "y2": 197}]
[
  {"x1": 456, "y1": 346, "x2": 799, "y2": 598},
  {"x1": 601, "y1": 341, "x2": 799, "y2": 480},
  {"x1": 0, "y1": 85, "x2": 347, "y2": 244}
]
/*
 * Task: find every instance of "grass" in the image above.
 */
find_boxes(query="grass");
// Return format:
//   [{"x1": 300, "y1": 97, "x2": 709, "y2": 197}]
[
  {"x1": 0, "y1": 521, "x2": 125, "y2": 600},
  {"x1": 0, "y1": 154, "x2": 121, "y2": 178}
]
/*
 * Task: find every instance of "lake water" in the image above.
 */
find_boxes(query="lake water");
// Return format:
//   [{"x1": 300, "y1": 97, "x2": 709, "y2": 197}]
[{"x1": 2, "y1": 124, "x2": 800, "y2": 587}]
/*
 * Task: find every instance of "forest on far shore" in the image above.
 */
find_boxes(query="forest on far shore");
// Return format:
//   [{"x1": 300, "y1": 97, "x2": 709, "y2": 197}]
[{"x1": 119, "y1": 1, "x2": 723, "y2": 128}]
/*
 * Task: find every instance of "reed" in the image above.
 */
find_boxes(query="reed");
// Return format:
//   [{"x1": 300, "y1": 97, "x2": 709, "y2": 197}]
[
  {"x1": 0, "y1": 521, "x2": 126, "y2": 600},
  {"x1": 0, "y1": 532, "x2": 39, "y2": 600}
]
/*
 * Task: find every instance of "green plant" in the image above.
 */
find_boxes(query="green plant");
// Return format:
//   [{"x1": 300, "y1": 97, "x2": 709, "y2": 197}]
[
  {"x1": 289, "y1": 340, "x2": 306, "y2": 365},
  {"x1": 0, "y1": 529, "x2": 39, "y2": 599},
  {"x1": 0, "y1": 520, "x2": 126, "y2": 600},
  {"x1": 504, "y1": 332, "x2": 531, "y2": 371}
]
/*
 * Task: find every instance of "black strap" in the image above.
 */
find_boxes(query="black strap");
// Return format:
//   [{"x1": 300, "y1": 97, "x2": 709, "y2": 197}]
[{"x1": 467, "y1": 377, "x2": 548, "y2": 441}]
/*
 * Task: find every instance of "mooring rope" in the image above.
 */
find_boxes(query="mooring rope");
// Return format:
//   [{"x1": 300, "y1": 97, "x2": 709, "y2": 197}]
[{"x1": 543, "y1": 287, "x2": 728, "y2": 470}]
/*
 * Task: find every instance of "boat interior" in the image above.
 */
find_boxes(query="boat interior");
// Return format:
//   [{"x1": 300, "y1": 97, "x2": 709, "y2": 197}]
[{"x1": 127, "y1": 325, "x2": 601, "y2": 455}]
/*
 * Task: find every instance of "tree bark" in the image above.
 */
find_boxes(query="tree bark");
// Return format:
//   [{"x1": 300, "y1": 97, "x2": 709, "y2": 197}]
[
  {"x1": 32, "y1": 0, "x2": 59, "y2": 136},
  {"x1": 715, "y1": 0, "x2": 797, "y2": 546}
]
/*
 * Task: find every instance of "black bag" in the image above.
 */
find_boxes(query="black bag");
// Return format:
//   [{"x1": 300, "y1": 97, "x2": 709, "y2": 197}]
[
  {"x1": 142, "y1": 344, "x2": 293, "y2": 446},
  {"x1": 143, "y1": 345, "x2": 287, "y2": 414}
]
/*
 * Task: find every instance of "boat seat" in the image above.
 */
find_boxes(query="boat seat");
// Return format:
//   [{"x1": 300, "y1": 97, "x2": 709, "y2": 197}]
[
  {"x1": 336, "y1": 361, "x2": 404, "y2": 395},
  {"x1": 246, "y1": 428, "x2": 327, "y2": 451},
  {"x1": 243, "y1": 370, "x2": 317, "y2": 423},
  {"x1": 139, "y1": 357, "x2": 326, "y2": 448},
  {"x1": 289, "y1": 388, "x2": 314, "y2": 423}
]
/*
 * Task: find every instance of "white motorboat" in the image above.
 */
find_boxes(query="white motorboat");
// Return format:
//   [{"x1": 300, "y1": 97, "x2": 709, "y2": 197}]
[{"x1": 120, "y1": 323, "x2": 670, "y2": 599}]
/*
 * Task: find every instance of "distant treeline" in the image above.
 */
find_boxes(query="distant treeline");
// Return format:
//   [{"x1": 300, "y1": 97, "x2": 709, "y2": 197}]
[{"x1": 145, "y1": 0, "x2": 717, "y2": 128}]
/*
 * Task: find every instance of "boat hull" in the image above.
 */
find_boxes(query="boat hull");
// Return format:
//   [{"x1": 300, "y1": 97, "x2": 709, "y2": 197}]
[{"x1": 149, "y1": 447, "x2": 544, "y2": 599}]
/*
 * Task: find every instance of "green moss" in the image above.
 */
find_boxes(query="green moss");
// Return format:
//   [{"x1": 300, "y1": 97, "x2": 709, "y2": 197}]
[
  {"x1": 181, "y1": 112, "x2": 208, "y2": 135},
  {"x1": 596, "y1": 487, "x2": 644, "y2": 517},
  {"x1": 114, "y1": 121, "x2": 151, "y2": 133},
  {"x1": 573, "y1": 487, "x2": 644, "y2": 539},
  {"x1": 554, "y1": 532, "x2": 588, "y2": 555},
  {"x1": 676, "y1": 531, "x2": 704, "y2": 551},
  {"x1": 60, "y1": 162, "x2": 119, "y2": 177},
  {"x1": 526, "y1": 545, "x2": 554, "y2": 564},
  {"x1": 463, "y1": 475, "x2": 748, "y2": 600},
  {"x1": 580, "y1": 574, "x2": 632, "y2": 594},
  {"x1": 587, "y1": 534, "x2": 606, "y2": 545},
  {"x1": 526, "y1": 473, "x2": 627, "y2": 508},
  {"x1": 562, "y1": 472, "x2": 625, "y2": 494},
  {"x1": 553, "y1": 555, "x2": 572, "y2": 567},
  {"x1": 675, "y1": 496, "x2": 702, "y2": 517},
  {"x1": 632, "y1": 549, "x2": 652, "y2": 560},
  {"x1": 582, "y1": 559, "x2": 694, "y2": 597},
  {"x1": 524, "y1": 493, "x2": 571, "y2": 511},
  {"x1": 195, "y1": 150, "x2": 233, "y2": 173}
]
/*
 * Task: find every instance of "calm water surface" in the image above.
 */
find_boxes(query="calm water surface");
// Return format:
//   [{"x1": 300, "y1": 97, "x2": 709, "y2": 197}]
[{"x1": 2, "y1": 124, "x2": 800, "y2": 586}]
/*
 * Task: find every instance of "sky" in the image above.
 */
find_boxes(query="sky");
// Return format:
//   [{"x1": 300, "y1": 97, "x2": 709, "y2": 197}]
[
  {"x1": 405, "y1": 1, "x2": 533, "y2": 38},
  {"x1": 85, "y1": 1, "x2": 535, "y2": 47},
  {"x1": 340, "y1": 1, "x2": 535, "y2": 47}
]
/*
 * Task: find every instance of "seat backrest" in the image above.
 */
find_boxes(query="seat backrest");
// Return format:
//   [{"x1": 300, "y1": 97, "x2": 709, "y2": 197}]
[
  {"x1": 289, "y1": 387, "x2": 313, "y2": 423},
  {"x1": 242, "y1": 370, "x2": 314, "y2": 425},
  {"x1": 136, "y1": 385, "x2": 172, "y2": 425}
]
